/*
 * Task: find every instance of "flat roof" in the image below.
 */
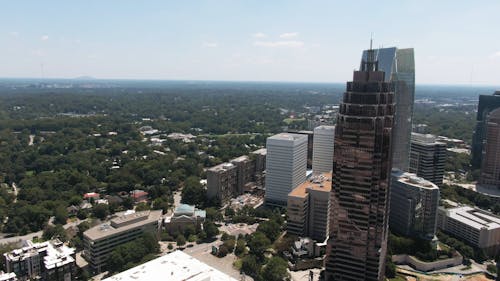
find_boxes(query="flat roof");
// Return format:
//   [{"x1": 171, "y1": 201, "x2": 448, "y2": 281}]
[
  {"x1": 289, "y1": 172, "x2": 332, "y2": 198},
  {"x1": 84, "y1": 210, "x2": 162, "y2": 241},
  {"x1": 102, "y1": 250, "x2": 238, "y2": 281},
  {"x1": 208, "y1": 162, "x2": 235, "y2": 172},
  {"x1": 230, "y1": 155, "x2": 250, "y2": 163},
  {"x1": 268, "y1": 133, "x2": 307, "y2": 142},
  {"x1": 392, "y1": 169, "x2": 438, "y2": 190},
  {"x1": 251, "y1": 148, "x2": 267, "y2": 155},
  {"x1": 446, "y1": 206, "x2": 500, "y2": 230}
]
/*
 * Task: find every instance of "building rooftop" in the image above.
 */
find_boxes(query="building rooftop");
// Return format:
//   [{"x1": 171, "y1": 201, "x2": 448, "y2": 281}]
[
  {"x1": 392, "y1": 169, "x2": 438, "y2": 190},
  {"x1": 289, "y1": 172, "x2": 332, "y2": 198},
  {"x1": 411, "y1": 132, "x2": 446, "y2": 145},
  {"x1": 4, "y1": 239, "x2": 75, "y2": 270},
  {"x1": 230, "y1": 155, "x2": 250, "y2": 163},
  {"x1": 444, "y1": 206, "x2": 500, "y2": 231},
  {"x1": 102, "y1": 250, "x2": 237, "y2": 281},
  {"x1": 84, "y1": 210, "x2": 162, "y2": 241},
  {"x1": 0, "y1": 272, "x2": 16, "y2": 281},
  {"x1": 208, "y1": 162, "x2": 235, "y2": 172},
  {"x1": 268, "y1": 133, "x2": 307, "y2": 142},
  {"x1": 251, "y1": 148, "x2": 267, "y2": 155}
]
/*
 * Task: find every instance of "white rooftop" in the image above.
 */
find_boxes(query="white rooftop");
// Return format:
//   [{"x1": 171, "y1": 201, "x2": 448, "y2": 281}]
[
  {"x1": 446, "y1": 206, "x2": 500, "y2": 230},
  {"x1": 102, "y1": 250, "x2": 237, "y2": 281}
]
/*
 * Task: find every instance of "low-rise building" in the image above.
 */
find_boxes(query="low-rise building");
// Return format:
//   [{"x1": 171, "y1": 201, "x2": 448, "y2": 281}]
[
  {"x1": 390, "y1": 169, "x2": 440, "y2": 240},
  {"x1": 83, "y1": 210, "x2": 163, "y2": 271},
  {"x1": 102, "y1": 250, "x2": 237, "y2": 281},
  {"x1": 3, "y1": 239, "x2": 75, "y2": 281},
  {"x1": 287, "y1": 172, "x2": 331, "y2": 242},
  {"x1": 129, "y1": 189, "x2": 148, "y2": 203},
  {"x1": 164, "y1": 204, "x2": 206, "y2": 235},
  {"x1": 437, "y1": 206, "x2": 500, "y2": 255}
]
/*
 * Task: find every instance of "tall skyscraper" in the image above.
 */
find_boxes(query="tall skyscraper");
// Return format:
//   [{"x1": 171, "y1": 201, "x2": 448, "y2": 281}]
[
  {"x1": 409, "y1": 133, "x2": 447, "y2": 187},
  {"x1": 479, "y1": 108, "x2": 500, "y2": 187},
  {"x1": 389, "y1": 169, "x2": 440, "y2": 240},
  {"x1": 312, "y1": 125, "x2": 336, "y2": 174},
  {"x1": 361, "y1": 47, "x2": 415, "y2": 172},
  {"x1": 472, "y1": 91, "x2": 500, "y2": 168},
  {"x1": 265, "y1": 133, "x2": 307, "y2": 206},
  {"x1": 325, "y1": 46, "x2": 395, "y2": 281}
]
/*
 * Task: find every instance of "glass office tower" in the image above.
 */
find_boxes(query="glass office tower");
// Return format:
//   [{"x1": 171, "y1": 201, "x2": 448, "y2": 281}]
[
  {"x1": 325, "y1": 47, "x2": 395, "y2": 281},
  {"x1": 361, "y1": 47, "x2": 415, "y2": 172}
]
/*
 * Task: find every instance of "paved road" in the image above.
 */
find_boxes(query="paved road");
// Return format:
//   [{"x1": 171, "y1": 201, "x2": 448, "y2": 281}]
[{"x1": 0, "y1": 218, "x2": 85, "y2": 245}]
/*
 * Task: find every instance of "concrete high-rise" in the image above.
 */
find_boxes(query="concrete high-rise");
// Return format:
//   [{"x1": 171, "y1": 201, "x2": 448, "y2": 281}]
[
  {"x1": 287, "y1": 172, "x2": 332, "y2": 242},
  {"x1": 389, "y1": 169, "x2": 440, "y2": 240},
  {"x1": 479, "y1": 108, "x2": 500, "y2": 187},
  {"x1": 361, "y1": 47, "x2": 415, "y2": 172},
  {"x1": 265, "y1": 133, "x2": 307, "y2": 207},
  {"x1": 472, "y1": 91, "x2": 500, "y2": 168},
  {"x1": 409, "y1": 133, "x2": 447, "y2": 187},
  {"x1": 312, "y1": 125, "x2": 335, "y2": 174},
  {"x1": 325, "y1": 46, "x2": 395, "y2": 281}
]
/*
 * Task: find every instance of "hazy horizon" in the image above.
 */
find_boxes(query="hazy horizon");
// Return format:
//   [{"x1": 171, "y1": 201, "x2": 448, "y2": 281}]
[{"x1": 1, "y1": 1, "x2": 499, "y2": 85}]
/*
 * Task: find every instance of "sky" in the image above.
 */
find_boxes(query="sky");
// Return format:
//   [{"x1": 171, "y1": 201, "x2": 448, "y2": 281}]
[{"x1": 1, "y1": 1, "x2": 500, "y2": 85}]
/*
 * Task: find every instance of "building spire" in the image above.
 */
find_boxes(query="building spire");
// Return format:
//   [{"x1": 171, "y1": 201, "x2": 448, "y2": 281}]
[{"x1": 362, "y1": 35, "x2": 378, "y2": 72}]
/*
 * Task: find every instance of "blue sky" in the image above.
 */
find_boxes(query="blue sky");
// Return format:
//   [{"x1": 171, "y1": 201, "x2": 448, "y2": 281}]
[{"x1": 1, "y1": 1, "x2": 499, "y2": 85}]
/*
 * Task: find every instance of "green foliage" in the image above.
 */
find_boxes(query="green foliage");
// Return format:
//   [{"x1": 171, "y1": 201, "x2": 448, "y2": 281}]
[
  {"x1": 181, "y1": 176, "x2": 206, "y2": 207},
  {"x1": 241, "y1": 255, "x2": 261, "y2": 278},
  {"x1": 223, "y1": 239, "x2": 236, "y2": 253},
  {"x1": 176, "y1": 234, "x2": 186, "y2": 246},
  {"x1": 42, "y1": 224, "x2": 67, "y2": 242},
  {"x1": 235, "y1": 238, "x2": 246, "y2": 256},
  {"x1": 107, "y1": 233, "x2": 160, "y2": 273},
  {"x1": 92, "y1": 204, "x2": 109, "y2": 220},
  {"x1": 440, "y1": 184, "x2": 500, "y2": 215},
  {"x1": 203, "y1": 221, "x2": 219, "y2": 239},
  {"x1": 260, "y1": 256, "x2": 290, "y2": 281},
  {"x1": 248, "y1": 232, "x2": 271, "y2": 258},
  {"x1": 206, "y1": 207, "x2": 223, "y2": 222},
  {"x1": 256, "y1": 220, "x2": 281, "y2": 242},
  {"x1": 135, "y1": 202, "x2": 151, "y2": 212},
  {"x1": 487, "y1": 264, "x2": 497, "y2": 274}
]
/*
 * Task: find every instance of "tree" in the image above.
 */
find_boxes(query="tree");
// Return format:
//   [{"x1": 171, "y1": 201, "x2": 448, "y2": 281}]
[
  {"x1": 181, "y1": 176, "x2": 206, "y2": 207},
  {"x1": 176, "y1": 234, "x2": 186, "y2": 246},
  {"x1": 54, "y1": 205, "x2": 68, "y2": 225},
  {"x1": 218, "y1": 245, "x2": 229, "y2": 257},
  {"x1": 248, "y1": 232, "x2": 271, "y2": 258},
  {"x1": 235, "y1": 239, "x2": 246, "y2": 256},
  {"x1": 204, "y1": 221, "x2": 219, "y2": 239},
  {"x1": 223, "y1": 238, "x2": 236, "y2": 253},
  {"x1": 43, "y1": 224, "x2": 67, "y2": 242},
  {"x1": 261, "y1": 256, "x2": 290, "y2": 281},
  {"x1": 241, "y1": 255, "x2": 260, "y2": 278},
  {"x1": 92, "y1": 204, "x2": 109, "y2": 220},
  {"x1": 257, "y1": 220, "x2": 281, "y2": 242},
  {"x1": 135, "y1": 202, "x2": 150, "y2": 212}
]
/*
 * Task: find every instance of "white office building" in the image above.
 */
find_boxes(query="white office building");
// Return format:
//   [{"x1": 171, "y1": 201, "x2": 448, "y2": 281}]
[
  {"x1": 437, "y1": 206, "x2": 500, "y2": 255},
  {"x1": 265, "y1": 133, "x2": 308, "y2": 206},
  {"x1": 312, "y1": 125, "x2": 335, "y2": 174}
]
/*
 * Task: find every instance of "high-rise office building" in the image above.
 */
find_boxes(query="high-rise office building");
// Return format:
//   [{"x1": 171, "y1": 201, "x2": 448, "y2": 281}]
[
  {"x1": 206, "y1": 162, "x2": 237, "y2": 204},
  {"x1": 288, "y1": 130, "x2": 314, "y2": 169},
  {"x1": 409, "y1": 133, "x2": 447, "y2": 187},
  {"x1": 361, "y1": 47, "x2": 415, "y2": 172},
  {"x1": 265, "y1": 133, "x2": 307, "y2": 206},
  {"x1": 480, "y1": 108, "x2": 500, "y2": 187},
  {"x1": 325, "y1": 46, "x2": 395, "y2": 281},
  {"x1": 312, "y1": 125, "x2": 335, "y2": 174},
  {"x1": 389, "y1": 169, "x2": 440, "y2": 240},
  {"x1": 472, "y1": 91, "x2": 500, "y2": 168},
  {"x1": 287, "y1": 172, "x2": 332, "y2": 242}
]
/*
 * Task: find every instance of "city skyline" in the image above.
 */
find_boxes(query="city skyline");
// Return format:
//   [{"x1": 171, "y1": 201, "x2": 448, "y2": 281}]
[{"x1": 1, "y1": 1, "x2": 500, "y2": 85}]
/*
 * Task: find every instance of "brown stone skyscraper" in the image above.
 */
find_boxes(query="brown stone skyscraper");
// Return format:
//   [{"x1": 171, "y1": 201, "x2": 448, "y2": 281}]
[{"x1": 325, "y1": 45, "x2": 395, "y2": 281}]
